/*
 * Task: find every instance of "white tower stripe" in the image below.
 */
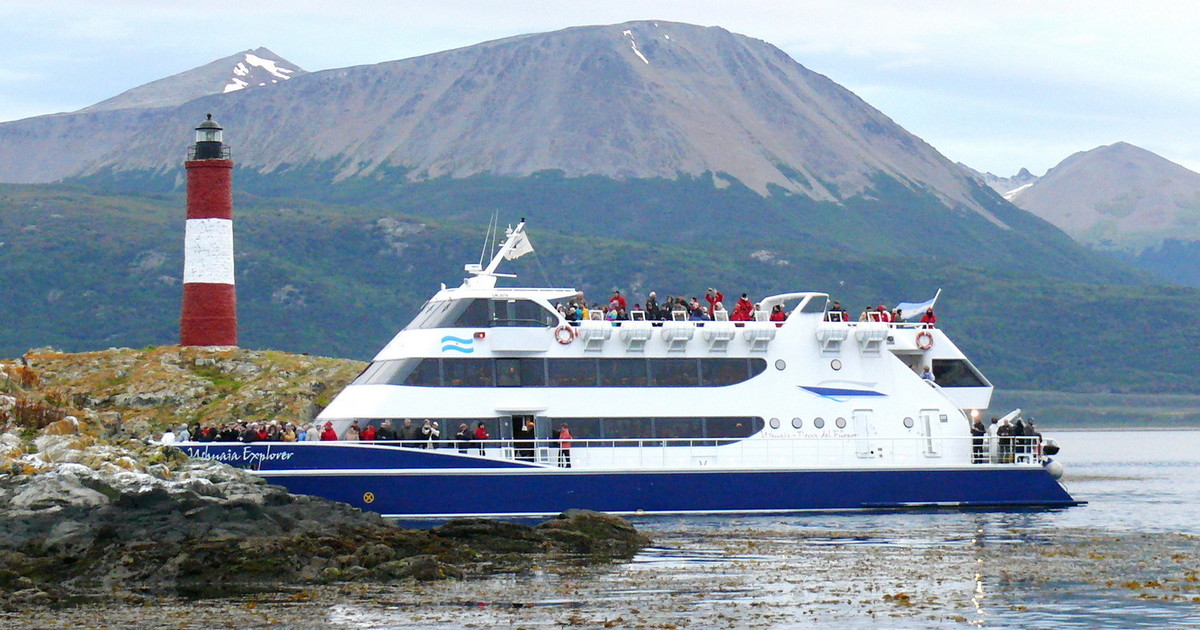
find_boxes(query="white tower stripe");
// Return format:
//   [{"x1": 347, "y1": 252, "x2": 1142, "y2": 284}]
[{"x1": 183, "y1": 218, "x2": 235, "y2": 284}]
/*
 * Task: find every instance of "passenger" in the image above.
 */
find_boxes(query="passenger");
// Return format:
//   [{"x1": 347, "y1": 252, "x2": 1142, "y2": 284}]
[
  {"x1": 770, "y1": 304, "x2": 786, "y2": 322},
  {"x1": 455, "y1": 423, "x2": 472, "y2": 454},
  {"x1": 558, "y1": 423, "x2": 573, "y2": 468},
  {"x1": 306, "y1": 424, "x2": 321, "y2": 441},
  {"x1": 420, "y1": 419, "x2": 439, "y2": 448},
  {"x1": 970, "y1": 417, "x2": 987, "y2": 463},
  {"x1": 605, "y1": 306, "x2": 618, "y2": 321},
  {"x1": 986, "y1": 417, "x2": 999, "y2": 462},
  {"x1": 645, "y1": 292, "x2": 660, "y2": 320},
  {"x1": 241, "y1": 423, "x2": 259, "y2": 443},
  {"x1": 610, "y1": 290, "x2": 627, "y2": 311},
  {"x1": 731, "y1": 294, "x2": 754, "y2": 321},
  {"x1": 320, "y1": 422, "x2": 338, "y2": 441},
  {"x1": 921, "y1": 307, "x2": 937, "y2": 328},
  {"x1": 360, "y1": 423, "x2": 377, "y2": 442},
  {"x1": 997, "y1": 418, "x2": 1015, "y2": 463},
  {"x1": 689, "y1": 304, "x2": 708, "y2": 321},
  {"x1": 376, "y1": 419, "x2": 395, "y2": 441},
  {"x1": 345, "y1": 421, "x2": 361, "y2": 441},
  {"x1": 859, "y1": 305, "x2": 874, "y2": 322},
  {"x1": 1012, "y1": 417, "x2": 1027, "y2": 459},
  {"x1": 876, "y1": 305, "x2": 891, "y2": 323},
  {"x1": 920, "y1": 365, "x2": 935, "y2": 381},
  {"x1": 474, "y1": 421, "x2": 489, "y2": 455},
  {"x1": 705, "y1": 288, "x2": 724, "y2": 316},
  {"x1": 159, "y1": 427, "x2": 176, "y2": 445},
  {"x1": 892, "y1": 308, "x2": 904, "y2": 324},
  {"x1": 399, "y1": 418, "x2": 420, "y2": 446},
  {"x1": 295, "y1": 424, "x2": 308, "y2": 442},
  {"x1": 281, "y1": 424, "x2": 297, "y2": 442},
  {"x1": 516, "y1": 418, "x2": 535, "y2": 462}
]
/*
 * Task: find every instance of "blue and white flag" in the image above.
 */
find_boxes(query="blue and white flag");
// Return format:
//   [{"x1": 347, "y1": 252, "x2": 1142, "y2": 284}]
[{"x1": 895, "y1": 289, "x2": 941, "y2": 321}]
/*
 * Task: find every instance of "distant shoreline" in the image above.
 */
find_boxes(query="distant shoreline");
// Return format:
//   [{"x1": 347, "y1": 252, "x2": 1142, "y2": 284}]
[{"x1": 1043, "y1": 426, "x2": 1200, "y2": 432}]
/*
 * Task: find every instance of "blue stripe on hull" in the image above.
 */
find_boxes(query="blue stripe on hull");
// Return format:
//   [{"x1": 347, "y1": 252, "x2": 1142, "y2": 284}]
[
  {"x1": 266, "y1": 467, "x2": 1078, "y2": 517},
  {"x1": 179, "y1": 443, "x2": 1079, "y2": 517}
]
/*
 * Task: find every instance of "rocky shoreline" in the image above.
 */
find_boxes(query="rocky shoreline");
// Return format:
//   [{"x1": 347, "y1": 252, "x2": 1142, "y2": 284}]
[{"x1": 0, "y1": 350, "x2": 650, "y2": 609}]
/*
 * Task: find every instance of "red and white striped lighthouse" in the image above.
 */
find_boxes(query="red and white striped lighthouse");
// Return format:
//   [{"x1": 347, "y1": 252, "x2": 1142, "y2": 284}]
[{"x1": 180, "y1": 114, "x2": 237, "y2": 347}]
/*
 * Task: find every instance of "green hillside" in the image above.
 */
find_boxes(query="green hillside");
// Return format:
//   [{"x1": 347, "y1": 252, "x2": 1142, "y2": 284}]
[{"x1": 1, "y1": 179, "x2": 1197, "y2": 393}]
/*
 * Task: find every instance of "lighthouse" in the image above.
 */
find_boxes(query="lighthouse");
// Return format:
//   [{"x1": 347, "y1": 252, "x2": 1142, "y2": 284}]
[{"x1": 180, "y1": 114, "x2": 237, "y2": 347}]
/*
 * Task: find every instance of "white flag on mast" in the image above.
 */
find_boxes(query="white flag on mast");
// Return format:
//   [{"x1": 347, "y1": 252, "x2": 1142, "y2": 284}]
[{"x1": 503, "y1": 231, "x2": 534, "y2": 260}]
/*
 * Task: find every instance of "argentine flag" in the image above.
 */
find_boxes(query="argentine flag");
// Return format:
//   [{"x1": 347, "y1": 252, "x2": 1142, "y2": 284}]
[{"x1": 895, "y1": 289, "x2": 942, "y2": 321}]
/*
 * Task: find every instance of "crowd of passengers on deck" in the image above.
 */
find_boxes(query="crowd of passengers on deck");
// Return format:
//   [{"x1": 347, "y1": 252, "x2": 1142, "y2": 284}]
[
  {"x1": 556, "y1": 289, "x2": 937, "y2": 327},
  {"x1": 559, "y1": 288, "x2": 786, "y2": 323}
]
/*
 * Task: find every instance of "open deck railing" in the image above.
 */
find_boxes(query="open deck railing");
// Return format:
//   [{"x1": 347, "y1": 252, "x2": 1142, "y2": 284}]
[{"x1": 212, "y1": 435, "x2": 1044, "y2": 470}]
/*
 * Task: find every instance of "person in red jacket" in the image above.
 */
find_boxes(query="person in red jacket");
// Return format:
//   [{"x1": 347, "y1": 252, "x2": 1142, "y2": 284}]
[
  {"x1": 474, "y1": 421, "x2": 490, "y2": 455},
  {"x1": 320, "y1": 422, "x2": 338, "y2": 441},
  {"x1": 705, "y1": 288, "x2": 724, "y2": 317},
  {"x1": 920, "y1": 308, "x2": 937, "y2": 328},
  {"x1": 610, "y1": 290, "x2": 627, "y2": 311},
  {"x1": 731, "y1": 293, "x2": 754, "y2": 321},
  {"x1": 360, "y1": 423, "x2": 377, "y2": 442}
]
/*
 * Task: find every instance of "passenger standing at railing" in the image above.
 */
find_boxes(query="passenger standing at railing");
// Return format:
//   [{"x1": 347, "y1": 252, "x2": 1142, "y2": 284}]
[
  {"x1": 859, "y1": 305, "x2": 873, "y2": 322},
  {"x1": 705, "y1": 289, "x2": 724, "y2": 316},
  {"x1": 732, "y1": 294, "x2": 754, "y2": 321},
  {"x1": 611, "y1": 290, "x2": 627, "y2": 311},
  {"x1": 920, "y1": 307, "x2": 937, "y2": 328},
  {"x1": 770, "y1": 304, "x2": 786, "y2": 322},
  {"x1": 986, "y1": 417, "x2": 999, "y2": 462},
  {"x1": 645, "y1": 292, "x2": 660, "y2": 320},
  {"x1": 558, "y1": 423, "x2": 573, "y2": 468},
  {"x1": 921, "y1": 366, "x2": 935, "y2": 381},
  {"x1": 971, "y1": 418, "x2": 987, "y2": 463},
  {"x1": 455, "y1": 423, "x2": 471, "y2": 454},
  {"x1": 1012, "y1": 417, "x2": 1027, "y2": 459},
  {"x1": 876, "y1": 305, "x2": 891, "y2": 323},
  {"x1": 997, "y1": 418, "x2": 1014, "y2": 463},
  {"x1": 475, "y1": 421, "x2": 489, "y2": 455}
]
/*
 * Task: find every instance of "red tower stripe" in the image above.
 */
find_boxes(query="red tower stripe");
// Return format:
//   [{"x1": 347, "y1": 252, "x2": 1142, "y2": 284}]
[
  {"x1": 180, "y1": 283, "x2": 238, "y2": 346},
  {"x1": 185, "y1": 159, "x2": 234, "y2": 220}
]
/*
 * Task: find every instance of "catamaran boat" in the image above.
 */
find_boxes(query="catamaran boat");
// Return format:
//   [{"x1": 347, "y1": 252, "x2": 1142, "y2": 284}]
[{"x1": 182, "y1": 220, "x2": 1081, "y2": 517}]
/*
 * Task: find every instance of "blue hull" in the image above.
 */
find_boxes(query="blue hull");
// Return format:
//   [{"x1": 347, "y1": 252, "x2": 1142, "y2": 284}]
[{"x1": 181, "y1": 442, "x2": 1081, "y2": 517}]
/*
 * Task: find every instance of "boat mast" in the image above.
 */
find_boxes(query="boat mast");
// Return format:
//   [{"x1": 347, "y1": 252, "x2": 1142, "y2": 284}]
[{"x1": 463, "y1": 218, "x2": 525, "y2": 288}]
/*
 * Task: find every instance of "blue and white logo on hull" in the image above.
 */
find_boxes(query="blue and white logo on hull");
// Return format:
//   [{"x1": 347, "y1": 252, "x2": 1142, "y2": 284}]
[
  {"x1": 441, "y1": 335, "x2": 475, "y2": 353},
  {"x1": 799, "y1": 385, "x2": 886, "y2": 401}
]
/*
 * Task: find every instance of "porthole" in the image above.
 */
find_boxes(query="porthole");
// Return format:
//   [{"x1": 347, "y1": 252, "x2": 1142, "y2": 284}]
[
  {"x1": 903, "y1": 417, "x2": 914, "y2": 428},
  {"x1": 769, "y1": 417, "x2": 781, "y2": 429},
  {"x1": 835, "y1": 417, "x2": 847, "y2": 429},
  {"x1": 830, "y1": 359, "x2": 842, "y2": 371},
  {"x1": 791, "y1": 417, "x2": 803, "y2": 429},
  {"x1": 813, "y1": 417, "x2": 825, "y2": 429},
  {"x1": 775, "y1": 359, "x2": 787, "y2": 371}
]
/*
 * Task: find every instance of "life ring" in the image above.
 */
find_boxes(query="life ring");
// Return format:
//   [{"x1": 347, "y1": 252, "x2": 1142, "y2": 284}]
[
  {"x1": 554, "y1": 324, "x2": 575, "y2": 344},
  {"x1": 915, "y1": 330, "x2": 934, "y2": 350}
]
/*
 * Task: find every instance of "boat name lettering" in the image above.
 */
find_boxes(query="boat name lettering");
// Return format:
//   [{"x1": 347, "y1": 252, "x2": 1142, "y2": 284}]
[{"x1": 183, "y1": 446, "x2": 295, "y2": 465}]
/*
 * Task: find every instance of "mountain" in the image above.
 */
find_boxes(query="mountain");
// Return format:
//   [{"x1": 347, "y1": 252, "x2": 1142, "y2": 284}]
[
  {"x1": 4, "y1": 22, "x2": 1001, "y2": 221},
  {"x1": 958, "y1": 164, "x2": 1038, "y2": 198},
  {"x1": 80, "y1": 48, "x2": 305, "y2": 113},
  {"x1": 1007, "y1": 142, "x2": 1200, "y2": 250}
]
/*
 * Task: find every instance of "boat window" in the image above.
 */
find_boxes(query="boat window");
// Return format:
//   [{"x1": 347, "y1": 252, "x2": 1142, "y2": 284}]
[
  {"x1": 495, "y1": 358, "x2": 545, "y2": 387},
  {"x1": 932, "y1": 359, "x2": 989, "y2": 388},
  {"x1": 649, "y1": 359, "x2": 700, "y2": 386},
  {"x1": 599, "y1": 359, "x2": 649, "y2": 387},
  {"x1": 547, "y1": 358, "x2": 598, "y2": 386},
  {"x1": 495, "y1": 299, "x2": 557, "y2": 328},
  {"x1": 442, "y1": 358, "x2": 494, "y2": 387},
  {"x1": 800, "y1": 296, "x2": 829, "y2": 313},
  {"x1": 355, "y1": 358, "x2": 766, "y2": 388},
  {"x1": 553, "y1": 416, "x2": 764, "y2": 444}
]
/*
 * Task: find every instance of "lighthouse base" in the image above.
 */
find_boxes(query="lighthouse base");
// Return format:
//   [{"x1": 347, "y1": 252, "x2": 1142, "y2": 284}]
[{"x1": 180, "y1": 282, "x2": 237, "y2": 347}]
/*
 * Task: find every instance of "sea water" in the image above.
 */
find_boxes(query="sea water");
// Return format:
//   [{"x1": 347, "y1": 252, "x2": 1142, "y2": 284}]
[
  {"x1": 328, "y1": 429, "x2": 1200, "y2": 629},
  {"x1": 17, "y1": 430, "x2": 1199, "y2": 629}
]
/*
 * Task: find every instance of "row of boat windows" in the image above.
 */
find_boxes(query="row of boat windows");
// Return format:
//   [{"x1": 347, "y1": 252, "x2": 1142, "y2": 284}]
[
  {"x1": 406, "y1": 298, "x2": 556, "y2": 330},
  {"x1": 354, "y1": 358, "x2": 769, "y2": 388},
  {"x1": 349, "y1": 416, "x2": 765, "y2": 442}
]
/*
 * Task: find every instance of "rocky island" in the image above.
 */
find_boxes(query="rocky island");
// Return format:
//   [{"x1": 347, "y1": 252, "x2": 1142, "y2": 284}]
[{"x1": 0, "y1": 348, "x2": 649, "y2": 609}]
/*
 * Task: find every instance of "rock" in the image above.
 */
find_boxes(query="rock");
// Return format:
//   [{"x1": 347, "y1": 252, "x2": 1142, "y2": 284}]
[{"x1": 370, "y1": 555, "x2": 464, "y2": 581}]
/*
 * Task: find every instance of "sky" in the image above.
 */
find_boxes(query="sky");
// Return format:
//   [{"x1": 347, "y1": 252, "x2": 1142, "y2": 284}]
[{"x1": 1, "y1": 0, "x2": 1197, "y2": 176}]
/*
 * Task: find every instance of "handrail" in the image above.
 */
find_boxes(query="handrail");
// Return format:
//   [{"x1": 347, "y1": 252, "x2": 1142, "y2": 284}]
[{"x1": 186, "y1": 435, "x2": 1045, "y2": 469}]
